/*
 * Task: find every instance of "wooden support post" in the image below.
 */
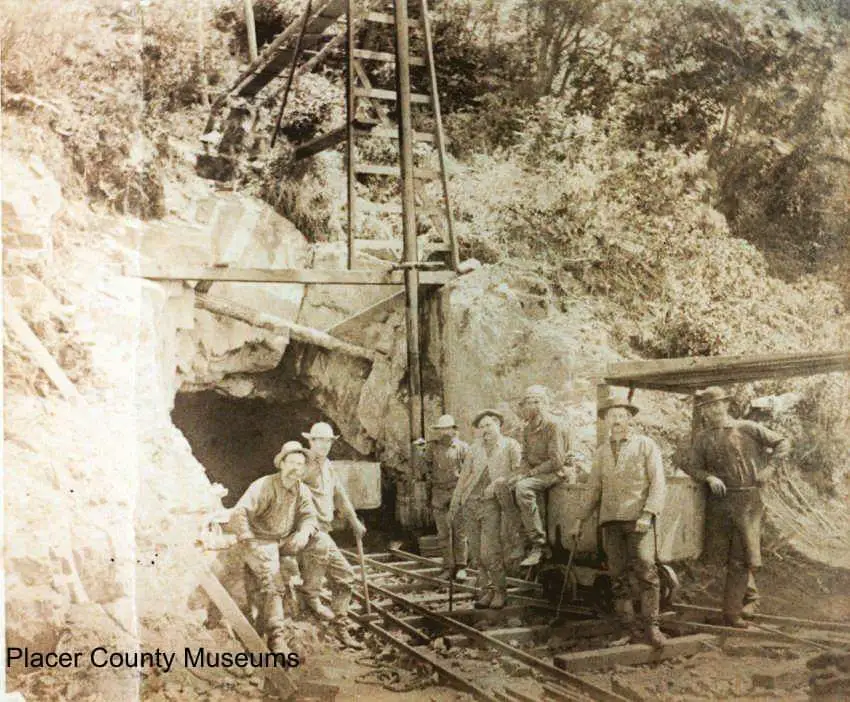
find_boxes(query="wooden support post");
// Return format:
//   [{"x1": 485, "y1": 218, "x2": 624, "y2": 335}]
[
  {"x1": 595, "y1": 383, "x2": 611, "y2": 447},
  {"x1": 197, "y1": 568, "x2": 297, "y2": 699},
  {"x1": 394, "y1": 0, "x2": 424, "y2": 443},
  {"x1": 346, "y1": 0, "x2": 356, "y2": 270},
  {"x1": 418, "y1": 0, "x2": 459, "y2": 271},
  {"x1": 244, "y1": 0, "x2": 258, "y2": 61},
  {"x1": 553, "y1": 634, "x2": 717, "y2": 673},
  {"x1": 195, "y1": 292, "x2": 377, "y2": 361}
]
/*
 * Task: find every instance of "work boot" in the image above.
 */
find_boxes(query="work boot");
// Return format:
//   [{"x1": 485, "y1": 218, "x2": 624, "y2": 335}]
[
  {"x1": 645, "y1": 625, "x2": 667, "y2": 650},
  {"x1": 741, "y1": 599, "x2": 759, "y2": 619},
  {"x1": 304, "y1": 596, "x2": 335, "y2": 621},
  {"x1": 335, "y1": 623, "x2": 364, "y2": 650},
  {"x1": 490, "y1": 590, "x2": 507, "y2": 610},
  {"x1": 723, "y1": 614, "x2": 750, "y2": 629},
  {"x1": 609, "y1": 598, "x2": 641, "y2": 647},
  {"x1": 454, "y1": 568, "x2": 468, "y2": 581},
  {"x1": 268, "y1": 631, "x2": 288, "y2": 654},
  {"x1": 330, "y1": 589, "x2": 353, "y2": 620},
  {"x1": 519, "y1": 546, "x2": 543, "y2": 567},
  {"x1": 475, "y1": 589, "x2": 494, "y2": 609}
]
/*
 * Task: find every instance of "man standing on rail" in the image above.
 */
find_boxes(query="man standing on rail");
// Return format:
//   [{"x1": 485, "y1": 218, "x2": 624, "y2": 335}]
[
  {"x1": 685, "y1": 386, "x2": 790, "y2": 628},
  {"x1": 569, "y1": 396, "x2": 667, "y2": 649},
  {"x1": 230, "y1": 440, "x2": 326, "y2": 653},
  {"x1": 416, "y1": 414, "x2": 470, "y2": 581},
  {"x1": 503, "y1": 385, "x2": 571, "y2": 567},
  {"x1": 300, "y1": 421, "x2": 365, "y2": 649},
  {"x1": 449, "y1": 409, "x2": 522, "y2": 610}
]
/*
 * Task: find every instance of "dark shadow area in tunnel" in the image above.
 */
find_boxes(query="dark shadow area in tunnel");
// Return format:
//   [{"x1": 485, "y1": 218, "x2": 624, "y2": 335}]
[{"x1": 172, "y1": 390, "x2": 361, "y2": 507}]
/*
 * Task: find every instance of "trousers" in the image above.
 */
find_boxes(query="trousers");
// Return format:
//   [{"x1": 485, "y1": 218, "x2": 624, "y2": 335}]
[
  {"x1": 242, "y1": 531, "x2": 331, "y2": 635},
  {"x1": 299, "y1": 528, "x2": 356, "y2": 617},
  {"x1": 463, "y1": 498, "x2": 506, "y2": 595},
  {"x1": 432, "y1": 486, "x2": 468, "y2": 567},
  {"x1": 602, "y1": 521, "x2": 660, "y2": 626},
  {"x1": 514, "y1": 471, "x2": 561, "y2": 547},
  {"x1": 709, "y1": 489, "x2": 764, "y2": 618}
]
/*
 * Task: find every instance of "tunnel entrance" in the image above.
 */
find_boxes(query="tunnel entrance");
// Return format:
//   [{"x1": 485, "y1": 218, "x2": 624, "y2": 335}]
[
  {"x1": 171, "y1": 390, "x2": 404, "y2": 548},
  {"x1": 172, "y1": 391, "x2": 361, "y2": 508}
]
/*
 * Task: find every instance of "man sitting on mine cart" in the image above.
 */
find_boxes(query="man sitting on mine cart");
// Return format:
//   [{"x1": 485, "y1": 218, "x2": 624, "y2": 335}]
[
  {"x1": 416, "y1": 413, "x2": 470, "y2": 581},
  {"x1": 506, "y1": 384, "x2": 571, "y2": 567},
  {"x1": 301, "y1": 421, "x2": 365, "y2": 649},
  {"x1": 569, "y1": 394, "x2": 667, "y2": 649},
  {"x1": 229, "y1": 440, "x2": 327, "y2": 653}
]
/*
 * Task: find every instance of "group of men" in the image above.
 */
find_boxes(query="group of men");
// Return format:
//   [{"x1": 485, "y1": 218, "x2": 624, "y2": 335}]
[
  {"x1": 229, "y1": 422, "x2": 365, "y2": 651},
  {"x1": 229, "y1": 380, "x2": 789, "y2": 655},
  {"x1": 419, "y1": 383, "x2": 789, "y2": 649}
]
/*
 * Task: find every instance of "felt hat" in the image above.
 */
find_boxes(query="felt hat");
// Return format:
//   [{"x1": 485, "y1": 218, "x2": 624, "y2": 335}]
[
  {"x1": 597, "y1": 399, "x2": 640, "y2": 419},
  {"x1": 301, "y1": 422, "x2": 339, "y2": 441},
  {"x1": 523, "y1": 384, "x2": 549, "y2": 400},
  {"x1": 431, "y1": 414, "x2": 457, "y2": 430},
  {"x1": 472, "y1": 408, "x2": 504, "y2": 428},
  {"x1": 694, "y1": 386, "x2": 733, "y2": 408},
  {"x1": 274, "y1": 440, "x2": 308, "y2": 468}
]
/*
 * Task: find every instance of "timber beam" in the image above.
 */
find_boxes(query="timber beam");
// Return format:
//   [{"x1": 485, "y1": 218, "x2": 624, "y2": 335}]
[
  {"x1": 553, "y1": 634, "x2": 717, "y2": 673},
  {"x1": 134, "y1": 264, "x2": 456, "y2": 286}
]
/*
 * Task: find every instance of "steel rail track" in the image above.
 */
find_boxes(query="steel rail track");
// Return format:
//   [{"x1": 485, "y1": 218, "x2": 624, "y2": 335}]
[{"x1": 343, "y1": 549, "x2": 628, "y2": 702}]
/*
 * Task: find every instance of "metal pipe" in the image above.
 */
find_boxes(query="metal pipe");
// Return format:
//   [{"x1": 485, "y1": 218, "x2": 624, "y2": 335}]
[
  {"x1": 346, "y1": 0, "x2": 356, "y2": 269},
  {"x1": 393, "y1": 0, "x2": 424, "y2": 443},
  {"x1": 418, "y1": 0, "x2": 459, "y2": 271}
]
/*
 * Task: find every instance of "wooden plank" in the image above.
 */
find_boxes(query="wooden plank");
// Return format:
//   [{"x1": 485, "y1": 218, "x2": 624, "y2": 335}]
[
  {"x1": 354, "y1": 87, "x2": 431, "y2": 104},
  {"x1": 365, "y1": 11, "x2": 423, "y2": 28},
  {"x1": 444, "y1": 620, "x2": 618, "y2": 648},
  {"x1": 353, "y1": 48, "x2": 426, "y2": 66},
  {"x1": 605, "y1": 350, "x2": 850, "y2": 391},
  {"x1": 325, "y1": 291, "x2": 405, "y2": 339},
  {"x1": 673, "y1": 603, "x2": 850, "y2": 634},
  {"x1": 358, "y1": 125, "x2": 435, "y2": 142},
  {"x1": 4, "y1": 298, "x2": 81, "y2": 400},
  {"x1": 553, "y1": 634, "x2": 717, "y2": 673},
  {"x1": 195, "y1": 292, "x2": 376, "y2": 360},
  {"x1": 354, "y1": 164, "x2": 439, "y2": 179},
  {"x1": 197, "y1": 568, "x2": 298, "y2": 700},
  {"x1": 135, "y1": 265, "x2": 455, "y2": 286}
]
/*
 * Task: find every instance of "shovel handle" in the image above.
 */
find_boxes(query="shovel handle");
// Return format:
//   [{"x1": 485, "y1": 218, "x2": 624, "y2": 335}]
[{"x1": 356, "y1": 534, "x2": 371, "y2": 616}]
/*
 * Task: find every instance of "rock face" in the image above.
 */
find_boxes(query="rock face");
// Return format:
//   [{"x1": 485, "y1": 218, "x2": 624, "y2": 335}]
[{"x1": 1, "y1": 153, "x2": 61, "y2": 263}]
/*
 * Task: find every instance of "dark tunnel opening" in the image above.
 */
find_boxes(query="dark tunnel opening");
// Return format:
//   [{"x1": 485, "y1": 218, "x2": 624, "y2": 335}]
[{"x1": 171, "y1": 390, "x2": 405, "y2": 549}]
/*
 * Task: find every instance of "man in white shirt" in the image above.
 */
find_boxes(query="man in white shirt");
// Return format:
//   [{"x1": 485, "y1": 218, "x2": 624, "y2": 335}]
[{"x1": 570, "y1": 396, "x2": 666, "y2": 649}]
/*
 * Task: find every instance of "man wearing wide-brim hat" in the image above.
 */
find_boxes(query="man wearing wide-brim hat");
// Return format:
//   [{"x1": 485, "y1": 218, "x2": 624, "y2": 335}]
[
  {"x1": 569, "y1": 393, "x2": 667, "y2": 649},
  {"x1": 299, "y1": 422, "x2": 365, "y2": 649},
  {"x1": 507, "y1": 384, "x2": 572, "y2": 567},
  {"x1": 230, "y1": 440, "x2": 327, "y2": 653},
  {"x1": 415, "y1": 414, "x2": 470, "y2": 581},
  {"x1": 449, "y1": 409, "x2": 521, "y2": 610},
  {"x1": 684, "y1": 386, "x2": 790, "y2": 628}
]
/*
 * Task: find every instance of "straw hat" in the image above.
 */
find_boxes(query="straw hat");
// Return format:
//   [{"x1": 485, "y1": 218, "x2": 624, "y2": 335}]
[
  {"x1": 431, "y1": 414, "x2": 457, "y2": 430},
  {"x1": 301, "y1": 422, "x2": 339, "y2": 441}
]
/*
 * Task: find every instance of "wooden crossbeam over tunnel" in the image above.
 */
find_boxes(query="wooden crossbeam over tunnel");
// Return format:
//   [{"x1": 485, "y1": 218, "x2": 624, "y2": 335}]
[{"x1": 604, "y1": 350, "x2": 850, "y2": 393}]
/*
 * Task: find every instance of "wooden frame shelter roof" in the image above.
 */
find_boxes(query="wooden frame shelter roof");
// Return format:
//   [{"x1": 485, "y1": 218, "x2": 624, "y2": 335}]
[{"x1": 604, "y1": 350, "x2": 850, "y2": 393}]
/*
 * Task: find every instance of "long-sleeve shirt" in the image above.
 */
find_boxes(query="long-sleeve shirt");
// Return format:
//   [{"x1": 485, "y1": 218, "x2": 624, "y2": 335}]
[
  {"x1": 230, "y1": 474, "x2": 318, "y2": 541},
  {"x1": 424, "y1": 438, "x2": 470, "y2": 489},
  {"x1": 450, "y1": 436, "x2": 522, "y2": 511},
  {"x1": 688, "y1": 419, "x2": 789, "y2": 489},
  {"x1": 521, "y1": 413, "x2": 569, "y2": 476},
  {"x1": 302, "y1": 455, "x2": 356, "y2": 531},
  {"x1": 577, "y1": 433, "x2": 666, "y2": 524}
]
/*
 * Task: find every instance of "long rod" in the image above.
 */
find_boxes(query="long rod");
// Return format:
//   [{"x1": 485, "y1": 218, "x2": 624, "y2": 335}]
[
  {"x1": 346, "y1": 0, "x2": 356, "y2": 269},
  {"x1": 271, "y1": 0, "x2": 313, "y2": 147},
  {"x1": 355, "y1": 534, "x2": 371, "y2": 615},
  {"x1": 418, "y1": 0, "x2": 459, "y2": 271},
  {"x1": 394, "y1": 0, "x2": 424, "y2": 442},
  {"x1": 243, "y1": 0, "x2": 258, "y2": 61}
]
